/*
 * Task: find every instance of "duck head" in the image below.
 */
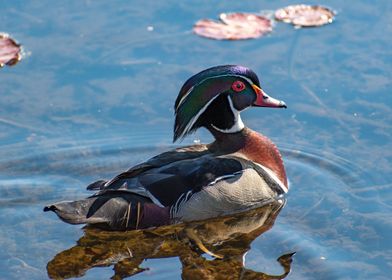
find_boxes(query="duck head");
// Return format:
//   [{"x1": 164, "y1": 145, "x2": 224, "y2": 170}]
[{"x1": 174, "y1": 65, "x2": 286, "y2": 142}]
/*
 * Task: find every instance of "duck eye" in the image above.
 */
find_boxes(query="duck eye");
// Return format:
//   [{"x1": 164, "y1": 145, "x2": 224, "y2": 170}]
[{"x1": 231, "y1": 81, "x2": 246, "y2": 92}]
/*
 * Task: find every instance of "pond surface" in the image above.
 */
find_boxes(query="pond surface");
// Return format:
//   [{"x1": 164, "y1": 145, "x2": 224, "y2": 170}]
[{"x1": 1, "y1": 0, "x2": 391, "y2": 279}]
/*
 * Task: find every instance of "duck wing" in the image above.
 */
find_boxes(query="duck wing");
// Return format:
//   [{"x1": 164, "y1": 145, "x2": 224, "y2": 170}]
[
  {"x1": 97, "y1": 145, "x2": 287, "y2": 204},
  {"x1": 86, "y1": 144, "x2": 210, "y2": 191},
  {"x1": 97, "y1": 153, "x2": 245, "y2": 207}
]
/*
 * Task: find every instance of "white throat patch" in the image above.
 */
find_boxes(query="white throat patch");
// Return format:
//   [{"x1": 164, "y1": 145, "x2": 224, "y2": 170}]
[{"x1": 211, "y1": 95, "x2": 244, "y2": 133}]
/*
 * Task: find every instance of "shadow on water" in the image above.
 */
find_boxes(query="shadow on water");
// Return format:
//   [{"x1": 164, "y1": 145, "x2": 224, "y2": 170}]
[{"x1": 46, "y1": 202, "x2": 294, "y2": 280}]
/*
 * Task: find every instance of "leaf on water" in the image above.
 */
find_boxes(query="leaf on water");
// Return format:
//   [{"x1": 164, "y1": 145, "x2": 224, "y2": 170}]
[
  {"x1": 0, "y1": 33, "x2": 22, "y2": 68},
  {"x1": 275, "y1": 5, "x2": 335, "y2": 27},
  {"x1": 193, "y1": 13, "x2": 272, "y2": 40}
]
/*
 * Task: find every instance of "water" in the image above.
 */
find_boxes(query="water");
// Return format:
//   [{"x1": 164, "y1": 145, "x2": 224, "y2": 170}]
[{"x1": 1, "y1": 0, "x2": 391, "y2": 279}]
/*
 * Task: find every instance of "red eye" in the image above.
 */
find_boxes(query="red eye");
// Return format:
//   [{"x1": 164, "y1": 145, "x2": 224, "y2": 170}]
[{"x1": 231, "y1": 80, "x2": 246, "y2": 92}]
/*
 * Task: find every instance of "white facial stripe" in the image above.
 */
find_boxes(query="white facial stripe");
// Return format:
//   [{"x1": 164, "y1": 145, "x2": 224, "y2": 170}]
[
  {"x1": 211, "y1": 95, "x2": 244, "y2": 133},
  {"x1": 176, "y1": 85, "x2": 194, "y2": 110},
  {"x1": 178, "y1": 94, "x2": 221, "y2": 139},
  {"x1": 175, "y1": 74, "x2": 254, "y2": 110}
]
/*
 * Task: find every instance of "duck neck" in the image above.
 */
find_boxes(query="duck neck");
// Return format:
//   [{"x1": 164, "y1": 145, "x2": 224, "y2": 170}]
[{"x1": 208, "y1": 126, "x2": 248, "y2": 152}]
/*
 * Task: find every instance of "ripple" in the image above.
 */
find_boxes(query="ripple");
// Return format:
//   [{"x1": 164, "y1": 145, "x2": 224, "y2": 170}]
[
  {"x1": 267, "y1": 143, "x2": 389, "y2": 279},
  {"x1": 0, "y1": 136, "x2": 388, "y2": 279},
  {"x1": 0, "y1": 137, "x2": 374, "y2": 206},
  {"x1": 280, "y1": 143, "x2": 368, "y2": 187}
]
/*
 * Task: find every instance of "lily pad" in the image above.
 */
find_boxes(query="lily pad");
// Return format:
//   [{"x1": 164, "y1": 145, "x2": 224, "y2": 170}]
[
  {"x1": 275, "y1": 5, "x2": 334, "y2": 27},
  {"x1": 193, "y1": 13, "x2": 272, "y2": 40},
  {"x1": 0, "y1": 33, "x2": 22, "y2": 68}
]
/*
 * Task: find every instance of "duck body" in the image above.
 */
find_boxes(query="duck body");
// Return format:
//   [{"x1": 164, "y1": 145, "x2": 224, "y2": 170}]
[{"x1": 44, "y1": 65, "x2": 288, "y2": 230}]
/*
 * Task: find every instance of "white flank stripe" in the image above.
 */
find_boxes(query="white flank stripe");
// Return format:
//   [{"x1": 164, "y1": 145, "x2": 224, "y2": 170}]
[
  {"x1": 173, "y1": 193, "x2": 185, "y2": 212},
  {"x1": 146, "y1": 190, "x2": 164, "y2": 207},
  {"x1": 177, "y1": 190, "x2": 193, "y2": 214},
  {"x1": 206, "y1": 171, "x2": 244, "y2": 187},
  {"x1": 254, "y1": 163, "x2": 288, "y2": 193}
]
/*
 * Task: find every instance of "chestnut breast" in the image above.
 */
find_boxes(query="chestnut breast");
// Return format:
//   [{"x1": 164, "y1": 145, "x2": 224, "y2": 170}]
[{"x1": 239, "y1": 130, "x2": 288, "y2": 187}]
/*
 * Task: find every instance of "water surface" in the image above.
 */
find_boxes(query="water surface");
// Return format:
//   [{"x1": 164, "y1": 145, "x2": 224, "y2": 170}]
[{"x1": 1, "y1": 0, "x2": 391, "y2": 279}]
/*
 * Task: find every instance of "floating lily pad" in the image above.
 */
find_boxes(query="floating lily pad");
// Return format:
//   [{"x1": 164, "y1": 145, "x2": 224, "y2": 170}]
[
  {"x1": 193, "y1": 13, "x2": 272, "y2": 40},
  {"x1": 275, "y1": 5, "x2": 334, "y2": 27},
  {"x1": 0, "y1": 33, "x2": 22, "y2": 68}
]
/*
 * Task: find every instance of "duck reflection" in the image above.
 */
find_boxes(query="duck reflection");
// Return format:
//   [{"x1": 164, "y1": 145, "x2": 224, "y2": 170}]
[{"x1": 47, "y1": 201, "x2": 294, "y2": 279}]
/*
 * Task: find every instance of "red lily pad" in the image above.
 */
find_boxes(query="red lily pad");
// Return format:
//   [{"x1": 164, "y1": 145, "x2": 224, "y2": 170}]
[
  {"x1": 193, "y1": 13, "x2": 272, "y2": 40},
  {"x1": 275, "y1": 5, "x2": 334, "y2": 27},
  {"x1": 0, "y1": 33, "x2": 22, "y2": 68}
]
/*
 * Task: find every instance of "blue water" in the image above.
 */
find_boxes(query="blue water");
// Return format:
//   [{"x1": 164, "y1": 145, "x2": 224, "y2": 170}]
[{"x1": 1, "y1": 0, "x2": 391, "y2": 279}]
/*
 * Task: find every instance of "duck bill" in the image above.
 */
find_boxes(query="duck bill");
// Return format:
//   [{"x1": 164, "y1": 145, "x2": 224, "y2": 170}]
[{"x1": 252, "y1": 85, "x2": 287, "y2": 108}]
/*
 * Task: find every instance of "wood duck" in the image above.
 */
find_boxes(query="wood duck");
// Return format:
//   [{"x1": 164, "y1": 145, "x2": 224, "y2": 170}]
[{"x1": 44, "y1": 65, "x2": 288, "y2": 230}]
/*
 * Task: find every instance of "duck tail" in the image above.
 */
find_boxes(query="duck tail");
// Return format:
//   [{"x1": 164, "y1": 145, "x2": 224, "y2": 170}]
[
  {"x1": 44, "y1": 197, "x2": 106, "y2": 225},
  {"x1": 44, "y1": 192, "x2": 170, "y2": 230}
]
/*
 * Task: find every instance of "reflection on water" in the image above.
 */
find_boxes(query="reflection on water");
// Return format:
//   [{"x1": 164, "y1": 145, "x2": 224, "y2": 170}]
[
  {"x1": 47, "y1": 202, "x2": 294, "y2": 279},
  {"x1": 0, "y1": 139, "x2": 385, "y2": 279}
]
